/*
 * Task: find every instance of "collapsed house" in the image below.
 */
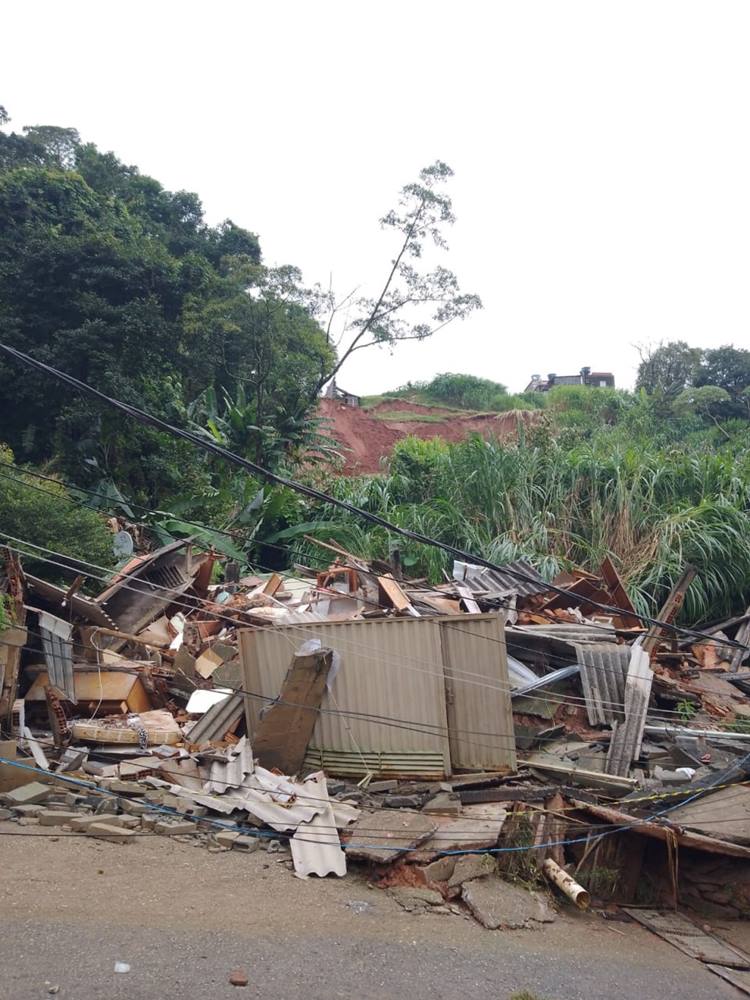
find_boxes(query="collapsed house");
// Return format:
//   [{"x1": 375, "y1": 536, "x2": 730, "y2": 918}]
[{"x1": 2, "y1": 537, "x2": 750, "y2": 986}]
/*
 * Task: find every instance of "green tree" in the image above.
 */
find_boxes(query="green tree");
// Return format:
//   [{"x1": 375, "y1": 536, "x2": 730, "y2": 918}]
[
  {"x1": 695, "y1": 345, "x2": 750, "y2": 415},
  {"x1": 0, "y1": 445, "x2": 114, "y2": 582},
  {"x1": 635, "y1": 341, "x2": 702, "y2": 399},
  {"x1": 420, "y1": 373, "x2": 509, "y2": 410},
  {"x1": 0, "y1": 112, "x2": 329, "y2": 512},
  {"x1": 673, "y1": 385, "x2": 733, "y2": 437},
  {"x1": 312, "y1": 161, "x2": 482, "y2": 395}
]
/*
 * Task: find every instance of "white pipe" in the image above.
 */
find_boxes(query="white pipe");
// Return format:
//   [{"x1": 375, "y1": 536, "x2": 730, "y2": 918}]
[{"x1": 542, "y1": 858, "x2": 590, "y2": 909}]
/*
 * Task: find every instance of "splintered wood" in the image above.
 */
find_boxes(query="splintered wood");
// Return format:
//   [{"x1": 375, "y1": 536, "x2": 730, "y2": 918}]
[{"x1": 253, "y1": 649, "x2": 333, "y2": 775}]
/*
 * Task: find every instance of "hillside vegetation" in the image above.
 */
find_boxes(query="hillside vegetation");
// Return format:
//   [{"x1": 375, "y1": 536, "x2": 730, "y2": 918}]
[
  {"x1": 285, "y1": 364, "x2": 750, "y2": 623},
  {"x1": 1, "y1": 109, "x2": 749, "y2": 623},
  {"x1": 365, "y1": 372, "x2": 543, "y2": 412}
]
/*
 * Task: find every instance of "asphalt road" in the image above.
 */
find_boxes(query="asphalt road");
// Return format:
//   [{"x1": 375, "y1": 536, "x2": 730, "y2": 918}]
[{"x1": 0, "y1": 825, "x2": 741, "y2": 1000}]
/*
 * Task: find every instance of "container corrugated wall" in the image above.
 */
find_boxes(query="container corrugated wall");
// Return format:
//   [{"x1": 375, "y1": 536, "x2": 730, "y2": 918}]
[
  {"x1": 240, "y1": 616, "x2": 449, "y2": 776},
  {"x1": 239, "y1": 613, "x2": 515, "y2": 778},
  {"x1": 438, "y1": 614, "x2": 515, "y2": 772}
]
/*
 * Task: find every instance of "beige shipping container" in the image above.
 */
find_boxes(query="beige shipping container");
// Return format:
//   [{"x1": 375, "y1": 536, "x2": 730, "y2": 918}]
[{"x1": 239, "y1": 612, "x2": 515, "y2": 779}]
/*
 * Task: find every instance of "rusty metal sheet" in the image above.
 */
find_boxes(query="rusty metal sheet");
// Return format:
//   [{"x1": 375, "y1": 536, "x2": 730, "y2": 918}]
[{"x1": 25, "y1": 575, "x2": 115, "y2": 629}]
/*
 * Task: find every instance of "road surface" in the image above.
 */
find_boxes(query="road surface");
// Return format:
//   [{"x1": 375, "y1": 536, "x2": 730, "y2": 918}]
[{"x1": 0, "y1": 824, "x2": 740, "y2": 1000}]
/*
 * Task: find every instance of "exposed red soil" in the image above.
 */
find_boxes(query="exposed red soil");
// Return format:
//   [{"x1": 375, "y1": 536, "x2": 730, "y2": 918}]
[{"x1": 318, "y1": 398, "x2": 544, "y2": 474}]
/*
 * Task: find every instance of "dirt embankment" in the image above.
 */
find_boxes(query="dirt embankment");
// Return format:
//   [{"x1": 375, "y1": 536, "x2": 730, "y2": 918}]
[{"x1": 318, "y1": 398, "x2": 544, "y2": 474}]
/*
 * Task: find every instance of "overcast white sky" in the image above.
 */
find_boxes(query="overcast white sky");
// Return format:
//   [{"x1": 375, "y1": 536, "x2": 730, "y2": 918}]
[{"x1": 3, "y1": 1, "x2": 749, "y2": 394}]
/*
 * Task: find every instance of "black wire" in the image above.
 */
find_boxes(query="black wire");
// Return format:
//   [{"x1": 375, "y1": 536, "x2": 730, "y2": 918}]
[
  {"x1": 2, "y1": 341, "x2": 742, "y2": 648},
  {"x1": 4, "y1": 541, "x2": 724, "y2": 728},
  {"x1": 1, "y1": 456, "x2": 744, "y2": 660}
]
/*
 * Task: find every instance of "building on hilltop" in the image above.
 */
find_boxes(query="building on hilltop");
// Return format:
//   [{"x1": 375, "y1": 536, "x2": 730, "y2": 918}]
[
  {"x1": 524, "y1": 366, "x2": 615, "y2": 392},
  {"x1": 323, "y1": 379, "x2": 361, "y2": 407}
]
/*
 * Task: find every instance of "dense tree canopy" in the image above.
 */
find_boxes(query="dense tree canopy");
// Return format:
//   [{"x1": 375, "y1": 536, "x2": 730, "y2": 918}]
[
  {"x1": 636, "y1": 341, "x2": 750, "y2": 418},
  {"x1": 0, "y1": 113, "x2": 332, "y2": 511}
]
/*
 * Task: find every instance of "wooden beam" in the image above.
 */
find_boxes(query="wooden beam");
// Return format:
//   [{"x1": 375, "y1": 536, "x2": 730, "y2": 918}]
[
  {"x1": 642, "y1": 565, "x2": 697, "y2": 655},
  {"x1": 253, "y1": 649, "x2": 333, "y2": 775},
  {"x1": 571, "y1": 798, "x2": 750, "y2": 859}
]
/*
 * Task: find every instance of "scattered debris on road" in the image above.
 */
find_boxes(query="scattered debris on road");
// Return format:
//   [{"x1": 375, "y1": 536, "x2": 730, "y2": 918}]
[{"x1": 3, "y1": 541, "x2": 750, "y2": 934}]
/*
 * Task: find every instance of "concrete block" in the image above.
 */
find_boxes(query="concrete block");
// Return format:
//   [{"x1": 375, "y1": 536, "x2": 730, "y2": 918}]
[
  {"x1": 38, "y1": 810, "x2": 82, "y2": 827},
  {"x1": 461, "y1": 876, "x2": 556, "y2": 930},
  {"x1": 64, "y1": 792, "x2": 88, "y2": 808},
  {"x1": 419, "y1": 856, "x2": 456, "y2": 883},
  {"x1": 233, "y1": 835, "x2": 260, "y2": 853},
  {"x1": 70, "y1": 813, "x2": 120, "y2": 832},
  {"x1": 110, "y1": 780, "x2": 146, "y2": 795},
  {"x1": 120, "y1": 798, "x2": 149, "y2": 816},
  {"x1": 85, "y1": 822, "x2": 135, "y2": 845},
  {"x1": 179, "y1": 803, "x2": 207, "y2": 817},
  {"x1": 10, "y1": 804, "x2": 44, "y2": 817},
  {"x1": 145, "y1": 790, "x2": 180, "y2": 808},
  {"x1": 448, "y1": 853, "x2": 497, "y2": 888},
  {"x1": 155, "y1": 819, "x2": 197, "y2": 836},
  {"x1": 382, "y1": 795, "x2": 424, "y2": 810},
  {"x1": 215, "y1": 830, "x2": 240, "y2": 848},
  {"x1": 422, "y1": 792, "x2": 462, "y2": 816},
  {"x1": 6, "y1": 782, "x2": 51, "y2": 805},
  {"x1": 140, "y1": 812, "x2": 163, "y2": 831},
  {"x1": 347, "y1": 810, "x2": 437, "y2": 864},
  {"x1": 367, "y1": 780, "x2": 399, "y2": 793}
]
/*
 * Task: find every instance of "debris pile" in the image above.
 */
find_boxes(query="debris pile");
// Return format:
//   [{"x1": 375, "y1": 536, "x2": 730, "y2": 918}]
[{"x1": 3, "y1": 536, "x2": 750, "y2": 962}]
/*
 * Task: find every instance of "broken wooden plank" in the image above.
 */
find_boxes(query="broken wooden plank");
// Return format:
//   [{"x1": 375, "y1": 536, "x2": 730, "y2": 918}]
[
  {"x1": 253, "y1": 649, "x2": 333, "y2": 775},
  {"x1": 730, "y1": 607, "x2": 750, "y2": 672},
  {"x1": 454, "y1": 583, "x2": 481, "y2": 615},
  {"x1": 707, "y1": 964, "x2": 750, "y2": 996},
  {"x1": 459, "y1": 785, "x2": 560, "y2": 804},
  {"x1": 642, "y1": 566, "x2": 697, "y2": 655},
  {"x1": 262, "y1": 573, "x2": 284, "y2": 596},
  {"x1": 600, "y1": 555, "x2": 638, "y2": 617},
  {"x1": 378, "y1": 575, "x2": 417, "y2": 615},
  {"x1": 572, "y1": 799, "x2": 750, "y2": 859},
  {"x1": 529, "y1": 759, "x2": 637, "y2": 794},
  {"x1": 624, "y1": 908, "x2": 750, "y2": 968}
]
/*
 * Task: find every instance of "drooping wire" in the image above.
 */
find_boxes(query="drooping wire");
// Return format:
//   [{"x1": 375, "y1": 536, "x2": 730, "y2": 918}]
[{"x1": 1, "y1": 341, "x2": 743, "y2": 649}]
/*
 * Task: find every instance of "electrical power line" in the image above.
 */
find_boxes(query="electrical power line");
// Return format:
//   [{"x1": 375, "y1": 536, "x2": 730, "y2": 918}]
[
  {"x1": 2, "y1": 341, "x2": 742, "y2": 648},
  {"x1": 3, "y1": 534, "x2": 730, "y2": 727}
]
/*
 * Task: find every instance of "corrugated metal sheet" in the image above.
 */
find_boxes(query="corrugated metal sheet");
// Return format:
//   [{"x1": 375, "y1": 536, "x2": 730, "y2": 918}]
[
  {"x1": 204, "y1": 736, "x2": 254, "y2": 793},
  {"x1": 439, "y1": 615, "x2": 516, "y2": 772},
  {"x1": 240, "y1": 616, "x2": 450, "y2": 776},
  {"x1": 35, "y1": 609, "x2": 76, "y2": 703},
  {"x1": 574, "y1": 642, "x2": 631, "y2": 726},
  {"x1": 303, "y1": 748, "x2": 446, "y2": 780},
  {"x1": 239, "y1": 613, "x2": 515, "y2": 779},
  {"x1": 453, "y1": 559, "x2": 550, "y2": 600},
  {"x1": 186, "y1": 691, "x2": 245, "y2": 744},
  {"x1": 511, "y1": 664, "x2": 580, "y2": 698},
  {"x1": 508, "y1": 624, "x2": 618, "y2": 643},
  {"x1": 290, "y1": 772, "x2": 347, "y2": 878},
  {"x1": 507, "y1": 625, "x2": 627, "y2": 724}
]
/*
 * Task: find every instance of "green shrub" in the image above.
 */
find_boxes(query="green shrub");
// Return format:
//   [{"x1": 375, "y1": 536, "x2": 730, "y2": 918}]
[{"x1": 0, "y1": 445, "x2": 115, "y2": 584}]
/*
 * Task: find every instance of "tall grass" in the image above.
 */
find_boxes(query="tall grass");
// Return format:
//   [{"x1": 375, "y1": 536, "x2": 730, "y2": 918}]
[{"x1": 290, "y1": 432, "x2": 750, "y2": 622}]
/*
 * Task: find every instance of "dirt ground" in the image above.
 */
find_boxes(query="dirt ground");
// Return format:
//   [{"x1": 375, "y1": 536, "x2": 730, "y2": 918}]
[
  {"x1": 319, "y1": 398, "x2": 542, "y2": 473},
  {"x1": 0, "y1": 822, "x2": 743, "y2": 1000}
]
